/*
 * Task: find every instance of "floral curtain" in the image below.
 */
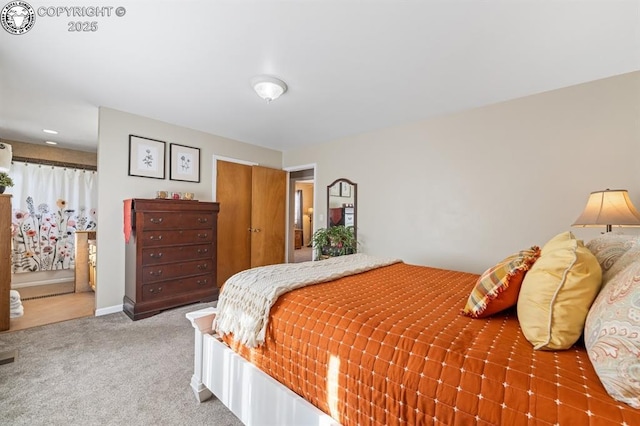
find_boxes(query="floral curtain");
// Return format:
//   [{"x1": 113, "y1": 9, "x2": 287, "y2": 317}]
[{"x1": 10, "y1": 162, "x2": 97, "y2": 273}]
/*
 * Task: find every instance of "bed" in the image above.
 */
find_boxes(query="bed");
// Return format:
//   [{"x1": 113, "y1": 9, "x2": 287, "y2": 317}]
[{"x1": 188, "y1": 234, "x2": 640, "y2": 425}]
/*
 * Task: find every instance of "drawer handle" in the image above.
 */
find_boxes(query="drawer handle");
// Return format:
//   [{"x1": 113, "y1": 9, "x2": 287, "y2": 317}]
[
  {"x1": 149, "y1": 235, "x2": 163, "y2": 241},
  {"x1": 197, "y1": 279, "x2": 208, "y2": 286},
  {"x1": 198, "y1": 217, "x2": 208, "y2": 223},
  {"x1": 197, "y1": 264, "x2": 208, "y2": 270},
  {"x1": 197, "y1": 248, "x2": 209, "y2": 254},
  {"x1": 149, "y1": 252, "x2": 163, "y2": 258},
  {"x1": 149, "y1": 270, "x2": 163, "y2": 276},
  {"x1": 150, "y1": 218, "x2": 163, "y2": 224},
  {"x1": 197, "y1": 233, "x2": 208, "y2": 239},
  {"x1": 149, "y1": 287, "x2": 163, "y2": 293}
]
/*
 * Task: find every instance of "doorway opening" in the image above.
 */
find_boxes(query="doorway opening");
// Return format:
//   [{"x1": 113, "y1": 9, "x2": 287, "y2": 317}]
[{"x1": 288, "y1": 167, "x2": 315, "y2": 263}]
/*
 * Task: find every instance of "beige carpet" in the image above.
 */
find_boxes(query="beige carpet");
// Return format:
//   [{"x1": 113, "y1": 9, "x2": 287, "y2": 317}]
[{"x1": 0, "y1": 302, "x2": 243, "y2": 426}]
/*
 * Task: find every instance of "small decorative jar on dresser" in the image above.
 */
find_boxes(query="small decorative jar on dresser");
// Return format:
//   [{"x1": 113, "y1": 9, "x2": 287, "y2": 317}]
[{"x1": 124, "y1": 198, "x2": 219, "y2": 320}]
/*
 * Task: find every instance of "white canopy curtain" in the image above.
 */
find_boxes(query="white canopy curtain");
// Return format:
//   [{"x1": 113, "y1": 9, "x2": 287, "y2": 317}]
[{"x1": 10, "y1": 161, "x2": 97, "y2": 273}]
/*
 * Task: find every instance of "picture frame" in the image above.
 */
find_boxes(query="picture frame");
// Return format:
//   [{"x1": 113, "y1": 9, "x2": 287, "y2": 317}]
[
  {"x1": 329, "y1": 183, "x2": 340, "y2": 197},
  {"x1": 170, "y1": 143, "x2": 200, "y2": 183},
  {"x1": 340, "y1": 182, "x2": 351, "y2": 197},
  {"x1": 128, "y1": 135, "x2": 166, "y2": 179}
]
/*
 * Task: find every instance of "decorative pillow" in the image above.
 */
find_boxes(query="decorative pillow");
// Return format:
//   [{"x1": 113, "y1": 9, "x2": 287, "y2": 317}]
[
  {"x1": 602, "y1": 243, "x2": 640, "y2": 286},
  {"x1": 517, "y1": 231, "x2": 602, "y2": 350},
  {"x1": 584, "y1": 261, "x2": 640, "y2": 408},
  {"x1": 586, "y1": 233, "x2": 637, "y2": 276},
  {"x1": 462, "y1": 246, "x2": 540, "y2": 318}
]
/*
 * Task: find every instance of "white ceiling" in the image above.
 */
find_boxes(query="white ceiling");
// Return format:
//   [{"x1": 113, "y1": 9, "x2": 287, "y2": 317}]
[{"x1": 1, "y1": 0, "x2": 638, "y2": 153}]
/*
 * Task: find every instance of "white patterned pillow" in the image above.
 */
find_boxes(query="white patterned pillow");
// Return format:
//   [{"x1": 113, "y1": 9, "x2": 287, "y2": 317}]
[
  {"x1": 602, "y1": 244, "x2": 640, "y2": 285},
  {"x1": 586, "y1": 234, "x2": 637, "y2": 277},
  {"x1": 584, "y1": 261, "x2": 640, "y2": 408}
]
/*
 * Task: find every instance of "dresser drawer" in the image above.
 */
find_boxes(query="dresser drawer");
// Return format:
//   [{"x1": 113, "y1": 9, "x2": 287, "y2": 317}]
[
  {"x1": 142, "y1": 259, "x2": 214, "y2": 283},
  {"x1": 138, "y1": 212, "x2": 215, "y2": 230},
  {"x1": 141, "y1": 244, "x2": 213, "y2": 265},
  {"x1": 141, "y1": 275, "x2": 214, "y2": 301},
  {"x1": 139, "y1": 229, "x2": 214, "y2": 246}
]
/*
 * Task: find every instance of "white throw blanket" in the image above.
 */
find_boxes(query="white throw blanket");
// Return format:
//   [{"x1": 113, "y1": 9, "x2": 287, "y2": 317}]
[{"x1": 215, "y1": 253, "x2": 401, "y2": 348}]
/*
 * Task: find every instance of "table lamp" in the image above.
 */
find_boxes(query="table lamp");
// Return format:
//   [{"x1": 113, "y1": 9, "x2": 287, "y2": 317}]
[{"x1": 572, "y1": 189, "x2": 640, "y2": 232}]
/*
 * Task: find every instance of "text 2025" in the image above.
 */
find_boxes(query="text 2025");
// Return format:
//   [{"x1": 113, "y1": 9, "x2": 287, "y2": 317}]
[{"x1": 68, "y1": 21, "x2": 98, "y2": 32}]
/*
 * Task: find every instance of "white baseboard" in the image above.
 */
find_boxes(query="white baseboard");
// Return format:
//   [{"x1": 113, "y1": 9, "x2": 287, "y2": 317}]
[{"x1": 95, "y1": 304, "x2": 123, "y2": 316}]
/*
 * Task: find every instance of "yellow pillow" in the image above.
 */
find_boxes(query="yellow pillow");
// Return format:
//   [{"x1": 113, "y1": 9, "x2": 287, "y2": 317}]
[{"x1": 517, "y1": 231, "x2": 602, "y2": 350}]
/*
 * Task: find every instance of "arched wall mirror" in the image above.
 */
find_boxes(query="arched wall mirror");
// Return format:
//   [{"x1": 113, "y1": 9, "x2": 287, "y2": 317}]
[{"x1": 327, "y1": 178, "x2": 357, "y2": 241}]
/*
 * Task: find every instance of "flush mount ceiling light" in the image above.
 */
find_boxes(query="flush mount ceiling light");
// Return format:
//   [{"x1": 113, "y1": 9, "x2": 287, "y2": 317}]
[{"x1": 251, "y1": 75, "x2": 287, "y2": 103}]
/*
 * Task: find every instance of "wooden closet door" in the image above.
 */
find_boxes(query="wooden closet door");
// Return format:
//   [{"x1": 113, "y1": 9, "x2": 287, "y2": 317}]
[
  {"x1": 0, "y1": 195, "x2": 11, "y2": 331},
  {"x1": 216, "y1": 162, "x2": 286, "y2": 286},
  {"x1": 251, "y1": 166, "x2": 286, "y2": 268},
  {"x1": 216, "y1": 161, "x2": 252, "y2": 286}
]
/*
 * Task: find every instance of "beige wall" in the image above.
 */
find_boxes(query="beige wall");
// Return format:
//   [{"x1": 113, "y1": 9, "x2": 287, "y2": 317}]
[
  {"x1": 284, "y1": 71, "x2": 640, "y2": 273},
  {"x1": 96, "y1": 107, "x2": 282, "y2": 312}
]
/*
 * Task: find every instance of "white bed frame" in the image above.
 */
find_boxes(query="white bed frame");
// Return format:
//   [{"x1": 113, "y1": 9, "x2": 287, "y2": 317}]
[{"x1": 187, "y1": 307, "x2": 340, "y2": 426}]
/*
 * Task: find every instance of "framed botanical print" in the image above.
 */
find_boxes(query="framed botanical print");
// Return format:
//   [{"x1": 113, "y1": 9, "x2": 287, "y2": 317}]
[
  {"x1": 170, "y1": 143, "x2": 200, "y2": 182},
  {"x1": 128, "y1": 135, "x2": 166, "y2": 179},
  {"x1": 340, "y1": 181, "x2": 351, "y2": 197}
]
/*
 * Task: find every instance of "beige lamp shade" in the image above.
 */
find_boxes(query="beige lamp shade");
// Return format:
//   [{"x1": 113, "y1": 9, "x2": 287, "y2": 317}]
[
  {"x1": 572, "y1": 189, "x2": 640, "y2": 231},
  {"x1": 0, "y1": 143, "x2": 12, "y2": 172}
]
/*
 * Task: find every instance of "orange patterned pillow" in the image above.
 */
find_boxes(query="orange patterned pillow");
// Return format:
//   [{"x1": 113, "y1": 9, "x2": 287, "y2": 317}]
[{"x1": 462, "y1": 246, "x2": 540, "y2": 318}]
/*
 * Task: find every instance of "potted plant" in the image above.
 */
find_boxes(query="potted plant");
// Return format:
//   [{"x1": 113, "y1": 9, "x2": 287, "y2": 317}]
[
  {"x1": 311, "y1": 225, "x2": 358, "y2": 260},
  {"x1": 0, "y1": 172, "x2": 13, "y2": 194}
]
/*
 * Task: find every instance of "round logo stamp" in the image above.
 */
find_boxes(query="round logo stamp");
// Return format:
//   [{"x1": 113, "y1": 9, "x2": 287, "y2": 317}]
[{"x1": 1, "y1": 1, "x2": 35, "y2": 35}]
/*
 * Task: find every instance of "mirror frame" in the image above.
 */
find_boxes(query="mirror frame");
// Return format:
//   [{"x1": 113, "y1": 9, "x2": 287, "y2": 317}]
[{"x1": 327, "y1": 178, "x2": 357, "y2": 242}]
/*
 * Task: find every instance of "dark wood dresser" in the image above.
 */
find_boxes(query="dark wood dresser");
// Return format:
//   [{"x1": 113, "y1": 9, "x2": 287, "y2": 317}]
[{"x1": 124, "y1": 198, "x2": 219, "y2": 320}]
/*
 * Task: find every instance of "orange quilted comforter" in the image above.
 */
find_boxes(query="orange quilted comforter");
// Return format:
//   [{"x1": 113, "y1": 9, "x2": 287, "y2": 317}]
[{"x1": 223, "y1": 262, "x2": 640, "y2": 425}]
